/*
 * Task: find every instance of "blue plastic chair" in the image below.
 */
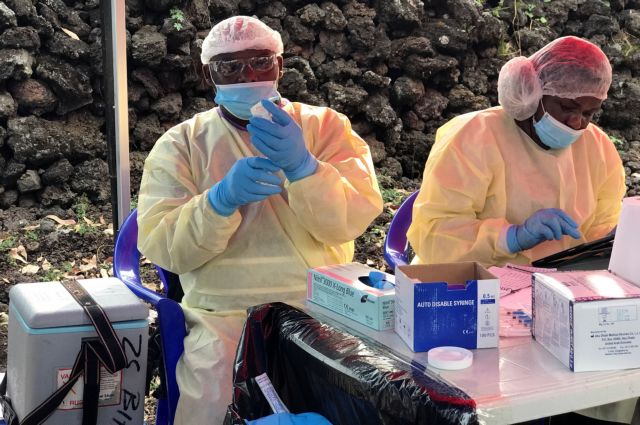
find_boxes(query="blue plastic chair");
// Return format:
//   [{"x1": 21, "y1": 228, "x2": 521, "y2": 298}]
[
  {"x1": 383, "y1": 190, "x2": 419, "y2": 271},
  {"x1": 113, "y1": 209, "x2": 185, "y2": 425}
]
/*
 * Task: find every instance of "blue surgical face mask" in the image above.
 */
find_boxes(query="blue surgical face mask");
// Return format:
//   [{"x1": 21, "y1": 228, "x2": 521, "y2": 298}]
[
  {"x1": 533, "y1": 101, "x2": 585, "y2": 149},
  {"x1": 214, "y1": 80, "x2": 281, "y2": 121}
]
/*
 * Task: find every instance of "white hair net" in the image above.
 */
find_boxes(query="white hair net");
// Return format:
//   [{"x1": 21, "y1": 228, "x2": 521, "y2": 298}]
[
  {"x1": 498, "y1": 36, "x2": 612, "y2": 120},
  {"x1": 200, "y1": 16, "x2": 284, "y2": 64}
]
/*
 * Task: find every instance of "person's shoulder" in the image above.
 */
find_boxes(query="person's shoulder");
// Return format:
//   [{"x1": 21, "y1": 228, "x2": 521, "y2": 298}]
[
  {"x1": 155, "y1": 108, "x2": 218, "y2": 145},
  {"x1": 582, "y1": 123, "x2": 623, "y2": 159},
  {"x1": 286, "y1": 101, "x2": 345, "y2": 122},
  {"x1": 437, "y1": 107, "x2": 506, "y2": 145}
]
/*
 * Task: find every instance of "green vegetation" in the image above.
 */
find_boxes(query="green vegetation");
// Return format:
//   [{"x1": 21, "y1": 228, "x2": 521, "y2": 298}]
[
  {"x1": 0, "y1": 236, "x2": 17, "y2": 251},
  {"x1": 170, "y1": 7, "x2": 185, "y2": 31}
]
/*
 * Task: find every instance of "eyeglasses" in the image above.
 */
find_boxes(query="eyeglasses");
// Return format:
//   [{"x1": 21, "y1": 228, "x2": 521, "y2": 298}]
[{"x1": 208, "y1": 54, "x2": 277, "y2": 78}]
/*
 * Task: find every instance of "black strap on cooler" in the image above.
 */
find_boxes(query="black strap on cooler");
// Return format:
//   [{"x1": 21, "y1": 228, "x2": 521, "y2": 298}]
[{"x1": 1, "y1": 278, "x2": 127, "y2": 425}]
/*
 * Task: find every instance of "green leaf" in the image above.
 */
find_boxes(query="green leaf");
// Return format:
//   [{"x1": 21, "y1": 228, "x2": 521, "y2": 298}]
[{"x1": 539, "y1": 16, "x2": 547, "y2": 24}]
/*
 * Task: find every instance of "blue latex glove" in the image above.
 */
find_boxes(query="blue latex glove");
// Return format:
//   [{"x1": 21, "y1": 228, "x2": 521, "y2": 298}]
[
  {"x1": 507, "y1": 208, "x2": 582, "y2": 253},
  {"x1": 247, "y1": 100, "x2": 318, "y2": 182},
  {"x1": 245, "y1": 412, "x2": 332, "y2": 425},
  {"x1": 207, "y1": 157, "x2": 282, "y2": 216}
]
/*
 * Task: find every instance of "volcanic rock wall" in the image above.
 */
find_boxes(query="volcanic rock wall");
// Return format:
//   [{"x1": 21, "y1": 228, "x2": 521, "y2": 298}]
[{"x1": 1, "y1": 0, "x2": 640, "y2": 210}]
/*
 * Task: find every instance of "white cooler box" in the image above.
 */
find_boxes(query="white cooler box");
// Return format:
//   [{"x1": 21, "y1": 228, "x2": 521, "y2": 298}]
[{"x1": 6, "y1": 278, "x2": 149, "y2": 425}]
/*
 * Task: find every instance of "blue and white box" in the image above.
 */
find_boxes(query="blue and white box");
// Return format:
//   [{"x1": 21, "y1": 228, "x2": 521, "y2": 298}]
[
  {"x1": 307, "y1": 263, "x2": 395, "y2": 330},
  {"x1": 394, "y1": 263, "x2": 500, "y2": 352}
]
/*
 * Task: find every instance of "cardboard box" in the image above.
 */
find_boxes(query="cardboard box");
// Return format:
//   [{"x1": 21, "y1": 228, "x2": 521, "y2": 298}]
[
  {"x1": 395, "y1": 262, "x2": 499, "y2": 352},
  {"x1": 533, "y1": 270, "x2": 640, "y2": 372},
  {"x1": 307, "y1": 263, "x2": 395, "y2": 330}
]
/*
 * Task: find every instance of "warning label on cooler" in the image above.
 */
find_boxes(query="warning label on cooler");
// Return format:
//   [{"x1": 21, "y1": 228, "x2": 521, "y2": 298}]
[{"x1": 56, "y1": 367, "x2": 122, "y2": 410}]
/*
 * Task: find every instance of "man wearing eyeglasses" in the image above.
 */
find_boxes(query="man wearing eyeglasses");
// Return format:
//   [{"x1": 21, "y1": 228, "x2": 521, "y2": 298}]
[{"x1": 136, "y1": 15, "x2": 383, "y2": 425}]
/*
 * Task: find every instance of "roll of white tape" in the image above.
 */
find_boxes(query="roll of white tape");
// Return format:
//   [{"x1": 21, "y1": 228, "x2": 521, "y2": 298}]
[{"x1": 427, "y1": 346, "x2": 473, "y2": 370}]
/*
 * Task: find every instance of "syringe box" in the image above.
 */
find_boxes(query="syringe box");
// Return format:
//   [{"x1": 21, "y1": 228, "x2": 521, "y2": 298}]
[
  {"x1": 6, "y1": 278, "x2": 149, "y2": 425},
  {"x1": 307, "y1": 263, "x2": 395, "y2": 330},
  {"x1": 394, "y1": 262, "x2": 500, "y2": 352}
]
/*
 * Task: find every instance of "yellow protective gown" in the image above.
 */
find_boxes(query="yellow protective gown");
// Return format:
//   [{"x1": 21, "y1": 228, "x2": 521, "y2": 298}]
[
  {"x1": 137, "y1": 102, "x2": 382, "y2": 425},
  {"x1": 408, "y1": 106, "x2": 626, "y2": 268}
]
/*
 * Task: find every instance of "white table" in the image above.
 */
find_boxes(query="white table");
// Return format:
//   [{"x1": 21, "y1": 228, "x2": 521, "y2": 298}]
[{"x1": 305, "y1": 302, "x2": 640, "y2": 425}]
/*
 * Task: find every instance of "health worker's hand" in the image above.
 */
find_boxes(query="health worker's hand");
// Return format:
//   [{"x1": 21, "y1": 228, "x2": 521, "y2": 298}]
[
  {"x1": 207, "y1": 157, "x2": 282, "y2": 216},
  {"x1": 507, "y1": 208, "x2": 582, "y2": 253},
  {"x1": 247, "y1": 100, "x2": 318, "y2": 182}
]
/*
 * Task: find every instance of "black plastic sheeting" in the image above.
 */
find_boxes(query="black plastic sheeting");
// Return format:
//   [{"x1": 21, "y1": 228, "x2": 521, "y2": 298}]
[{"x1": 225, "y1": 303, "x2": 478, "y2": 425}]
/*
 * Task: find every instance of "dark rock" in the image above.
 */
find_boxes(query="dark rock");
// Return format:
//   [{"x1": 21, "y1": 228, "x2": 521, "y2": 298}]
[
  {"x1": 373, "y1": 0, "x2": 422, "y2": 31},
  {"x1": 413, "y1": 89, "x2": 449, "y2": 121},
  {"x1": 318, "y1": 31, "x2": 351, "y2": 58},
  {"x1": 35, "y1": 55, "x2": 92, "y2": 115},
  {"x1": 133, "y1": 113, "x2": 164, "y2": 151},
  {"x1": 163, "y1": 53, "x2": 193, "y2": 70},
  {"x1": 422, "y1": 20, "x2": 471, "y2": 55},
  {"x1": 126, "y1": 15, "x2": 143, "y2": 33},
  {"x1": 397, "y1": 129, "x2": 433, "y2": 177},
  {"x1": 144, "y1": 0, "x2": 181, "y2": 12},
  {"x1": 180, "y1": 97, "x2": 214, "y2": 121},
  {"x1": 132, "y1": 68, "x2": 164, "y2": 99},
  {"x1": 46, "y1": 31, "x2": 90, "y2": 60},
  {"x1": 360, "y1": 70, "x2": 390, "y2": 88},
  {"x1": 309, "y1": 47, "x2": 326, "y2": 67},
  {"x1": 7, "y1": 0, "x2": 36, "y2": 20},
  {"x1": 380, "y1": 157, "x2": 402, "y2": 180},
  {"x1": 0, "y1": 91, "x2": 17, "y2": 120},
  {"x1": 157, "y1": 70, "x2": 183, "y2": 93},
  {"x1": 0, "y1": 27, "x2": 40, "y2": 50},
  {"x1": 0, "y1": 190, "x2": 18, "y2": 208},
  {"x1": 600, "y1": 75, "x2": 640, "y2": 131},
  {"x1": 321, "y1": 2, "x2": 347, "y2": 31},
  {"x1": 322, "y1": 82, "x2": 368, "y2": 114},
  {"x1": 128, "y1": 82, "x2": 146, "y2": 103},
  {"x1": 388, "y1": 37, "x2": 434, "y2": 69},
  {"x1": 151, "y1": 92, "x2": 182, "y2": 121},
  {"x1": 63, "y1": 111, "x2": 106, "y2": 161},
  {"x1": 284, "y1": 16, "x2": 315, "y2": 44},
  {"x1": 70, "y1": 158, "x2": 109, "y2": 202},
  {"x1": 298, "y1": 3, "x2": 325, "y2": 26},
  {"x1": 284, "y1": 56, "x2": 317, "y2": 90},
  {"x1": 161, "y1": 16, "x2": 196, "y2": 51},
  {"x1": 39, "y1": 0, "x2": 91, "y2": 37},
  {"x1": 447, "y1": 85, "x2": 491, "y2": 112},
  {"x1": 584, "y1": 14, "x2": 620, "y2": 38},
  {"x1": 621, "y1": 10, "x2": 640, "y2": 39},
  {"x1": 258, "y1": 1, "x2": 287, "y2": 19},
  {"x1": 0, "y1": 2, "x2": 17, "y2": 29},
  {"x1": 2, "y1": 160, "x2": 25, "y2": 186},
  {"x1": 39, "y1": 184, "x2": 75, "y2": 207},
  {"x1": 315, "y1": 58, "x2": 361, "y2": 82},
  {"x1": 279, "y1": 68, "x2": 308, "y2": 98},
  {"x1": 362, "y1": 94, "x2": 397, "y2": 128},
  {"x1": 351, "y1": 119, "x2": 372, "y2": 136},
  {"x1": 0, "y1": 49, "x2": 33, "y2": 82},
  {"x1": 16, "y1": 169, "x2": 41, "y2": 192},
  {"x1": 402, "y1": 110, "x2": 425, "y2": 131},
  {"x1": 6, "y1": 117, "x2": 63, "y2": 166},
  {"x1": 365, "y1": 135, "x2": 386, "y2": 164},
  {"x1": 347, "y1": 15, "x2": 376, "y2": 50},
  {"x1": 342, "y1": 1, "x2": 376, "y2": 20},
  {"x1": 208, "y1": 0, "x2": 240, "y2": 19},
  {"x1": 17, "y1": 193, "x2": 37, "y2": 208},
  {"x1": 462, "y1": 70, "x2": 489, "y2": 95},
  {"x1": 42, "y1": 158, "x2": 73, "y2": 184},
  {"x1": 574, "y1": 0, "x2": 611, "y2": 18},
  {"x1": 131, "y1": 26, "x2": 167, "y2": 67},
  {"x1": 476, "y1": 12, "x2": 504, "y2": 45},
  {"x1": 392, "y1": 76, "x2": 425, "y2": 106},
  {"x1": 404, "y1": 54, "x2": 459, "y2": 83}
]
